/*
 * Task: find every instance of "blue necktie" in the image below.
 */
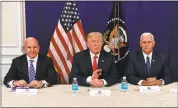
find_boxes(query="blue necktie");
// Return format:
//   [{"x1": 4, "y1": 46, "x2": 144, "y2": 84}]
[
  {"x1": 146, "y1": 56, "x2": 151, "y2": 73},
  {"x1": 29, "y1": 60, "x2": 35, "y2": 82}
]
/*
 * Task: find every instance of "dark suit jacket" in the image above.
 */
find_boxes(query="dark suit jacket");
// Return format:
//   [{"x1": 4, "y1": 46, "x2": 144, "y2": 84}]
[
  {"x1": 4, "y1": 54, "x2": 58, "y2": 87},
  {"x1": 126, "y1": 50, "x2": 174, "y2": 85},
  {"x1": 69, "y1": 49, "x2": 119, "y2": 86}
]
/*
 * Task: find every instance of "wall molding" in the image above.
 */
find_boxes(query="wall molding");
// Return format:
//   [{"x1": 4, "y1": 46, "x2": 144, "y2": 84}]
[{"x1": 1, "y1": 2, "x2": 26, "y2": 65}]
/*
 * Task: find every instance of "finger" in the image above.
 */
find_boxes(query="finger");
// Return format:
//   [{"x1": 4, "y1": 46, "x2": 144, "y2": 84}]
[
  {"x1": 15, "y1": 81, "x2": 21, "y2": 87},
  {"x1": 19, "y1": 81, "x2": 25, "y2": 87},
  {"x1": 93, "y1": 69, "x2": 101, "y2": 73},
  {"x1": 21, "y1": 80, "x2": 27, "y2": 87},
  {"x1": 95, "y1": 80, "x2": 102, "y2": 87},
  {"x1": 34, "y1": 82, "x2": 41, "y2": 88},
  {"x1": 148, "y1": 81, "x2": 157, "y2": 86},
  {"x1": 29, "y1": 81, "x2": 35, "y2": 88},
  {"x1": 91, "y1": 80, "x2": 99, "y2": 87},
  {"x1": 90, "y1": 79, "x2": 97, "y2": 86}
]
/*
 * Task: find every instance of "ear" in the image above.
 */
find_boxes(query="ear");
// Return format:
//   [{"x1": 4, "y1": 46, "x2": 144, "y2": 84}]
[
  {"x1": 22, "y1": 45, "x2": 26, "y2": 54},
  {"x1": 86, "y1": 42, "x2": 89, "y2": 48},
  {"x1": 152, "y1": 41, "x2": 155, "y2": 47},
  {"x1": 139, "y1": 41, "x2": 142, "y2": 47}
]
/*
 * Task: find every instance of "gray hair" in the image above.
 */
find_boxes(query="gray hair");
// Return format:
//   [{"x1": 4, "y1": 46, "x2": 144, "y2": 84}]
[{"x1": 140, "y1": 32, "x2": 155, "y2": 42}]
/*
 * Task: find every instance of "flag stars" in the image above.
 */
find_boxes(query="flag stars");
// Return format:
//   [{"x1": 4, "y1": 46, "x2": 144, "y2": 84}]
[
  {"x1": 60, "y1": 1, "x2": 81, "y2": 32},
  {"x1": 68, "y1": 2, "x2": 71, "y2": 5}
]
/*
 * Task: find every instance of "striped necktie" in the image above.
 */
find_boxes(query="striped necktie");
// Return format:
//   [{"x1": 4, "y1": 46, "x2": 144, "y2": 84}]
[
  {"x1": 29, "y1": 60, "x2": 35, "y2": 82},
  {"x1": 146, "y1": 56, "x2": 151, "y2": 73}
]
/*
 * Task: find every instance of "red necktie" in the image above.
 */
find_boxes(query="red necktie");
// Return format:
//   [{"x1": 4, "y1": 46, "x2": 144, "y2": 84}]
[{"x1": 92, "y1": 56, "x2": 98, "y2": 72}]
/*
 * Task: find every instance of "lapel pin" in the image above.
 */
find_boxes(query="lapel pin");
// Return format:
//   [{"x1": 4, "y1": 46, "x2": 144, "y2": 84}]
[
  {"x1": 102, "y1": 60, "x2": 104, "y2": 62},
  {"x1": 152, "y1": 60, "x2": 155, "y2": 62}
]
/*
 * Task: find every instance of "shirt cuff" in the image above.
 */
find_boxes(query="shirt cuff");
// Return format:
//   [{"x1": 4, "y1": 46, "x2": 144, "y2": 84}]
[
  {"x1": 101, "y1": 79, "x2": 107, "y2": 87},
  {"x1": 42, "y1": 80, "x2": 48, "y2": 88},
  {"x1": 86, "y1": 76, "x2": 92, "y2": 84},
  {"x1": 8, "y1": 80, "x2": 15, "y2": 88},
  {"x1": 160, "y1": 79, "x2": 165, "y2": 85},
  {"x1": 138, "y1": 80, "x2": 143, "y2": 85}
]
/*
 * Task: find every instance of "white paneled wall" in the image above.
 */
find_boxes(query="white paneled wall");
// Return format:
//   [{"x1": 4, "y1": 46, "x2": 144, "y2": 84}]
[{"x1": 1, "y1": 1, "x2": 26, "y2": 84}]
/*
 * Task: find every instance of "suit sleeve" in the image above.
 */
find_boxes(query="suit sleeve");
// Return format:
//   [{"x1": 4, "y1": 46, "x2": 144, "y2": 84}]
[
  {"x1": 104, "y1": 58, "x2": 119, "y2": 86},
  {"x1": 45, "y1": 58, "x2": 58, "y2": 86},
  {"x1": 3, "y1": 59, "x2": 18, "y2": 87},
  {"x1": 69, "y1": 54, "x2": 89, "y2": 86},
  {"x1": 126, "y1": 54, "x2": 143, "y2": 85},
  {"x1": 161, "y1": 56, "x2": 174, "y2": 84}
]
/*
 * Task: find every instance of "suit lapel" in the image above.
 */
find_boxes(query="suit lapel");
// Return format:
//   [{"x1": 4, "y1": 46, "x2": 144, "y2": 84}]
[
  {"x1": 35, "y1": 55, "x2": 41, "y2": 79},
  {"x1": 22, "y1": 55, "x2": 29, "y2": 83},
  {"x1": 149, "y1": 52, "x2": 156, "y2": 76},
  {"x1": 138, "y1": 51, "x2": 148, "y2": 77},
  {"x1": 84, "y1": 49, "x2": 93, "y2": 75},
  {"x1": 98, "y1": 50, "x2": 104, "y2": 70}
]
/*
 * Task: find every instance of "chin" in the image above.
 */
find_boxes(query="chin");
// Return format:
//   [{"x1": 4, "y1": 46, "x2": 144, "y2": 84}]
[{"x1": 29, "y1": 55, "x2": 37, "y2": 59}]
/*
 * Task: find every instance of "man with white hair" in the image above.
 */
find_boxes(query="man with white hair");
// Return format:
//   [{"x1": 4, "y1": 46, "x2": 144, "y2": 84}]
[
  {"x1": 126, "y1": 32, "x2": 174, "y2": 86},
  {"x1": 4, "y1": 37, "x2": 58, "y2": 88}
]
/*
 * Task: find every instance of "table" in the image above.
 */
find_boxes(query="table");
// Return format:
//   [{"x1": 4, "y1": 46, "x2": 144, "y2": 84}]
[{"x1": 2, "y1": 82, "x2": 178, "y2": 107}]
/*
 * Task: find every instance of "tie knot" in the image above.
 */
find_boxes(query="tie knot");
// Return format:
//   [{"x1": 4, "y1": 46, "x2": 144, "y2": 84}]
[
  {"x1": 30, "y1": 60, "x2": 34, "y2": 63},
  {"x1": 93, "y1": 56, "x2": 98, "y2": 59},
  {"x1": 146, "y1": 56, "x2": 150, "y2": 60}
]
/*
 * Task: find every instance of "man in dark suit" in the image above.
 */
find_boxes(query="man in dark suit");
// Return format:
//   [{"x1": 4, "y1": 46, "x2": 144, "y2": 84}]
[
  {"x1": 126, "y1": 32, "x2": 174, "y2": 86},
  {"x1": 4, "y1": 37, "x2": 58, "y2": 88},
  {"x1": 69, "y1": 32, "x2": 119, "y2": 87}
]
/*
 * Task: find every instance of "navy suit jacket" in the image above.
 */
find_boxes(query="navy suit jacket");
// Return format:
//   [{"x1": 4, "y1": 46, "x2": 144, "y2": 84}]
[
  {"x1": 126, "y1": 50, "x2": 174, "y2": 85},
  {"x1": 4, "y1": 54, "x2": 58, "y2": 87},
  {"x1": 69, "y1": 49, "x2": 119, "y2": 86}
]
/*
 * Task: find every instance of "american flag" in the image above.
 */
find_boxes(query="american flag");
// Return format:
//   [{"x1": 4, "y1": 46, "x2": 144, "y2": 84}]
[{"x1": 48, "y1": 1, "x2": 87, "y2": 84}]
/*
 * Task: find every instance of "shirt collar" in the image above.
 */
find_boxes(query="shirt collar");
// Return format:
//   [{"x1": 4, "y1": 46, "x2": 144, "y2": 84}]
[
  {"x1": 26, "y1": 54, "x2": 38, "y2": 63},
  {"x1": 142, "y1": 51, "x2": 152, "y2": 60},
  {"x1": 89, "y1": 51, "x2": 100, "y2": 59}
]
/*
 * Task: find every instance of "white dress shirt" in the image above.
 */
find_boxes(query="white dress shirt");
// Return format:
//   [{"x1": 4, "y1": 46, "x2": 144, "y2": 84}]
[
  {"x1": 8, "y1": 55, "x2": 48, "y2": 88},
  {"x1": 138, "y1": 51, "x2": 165, "y2": 85},
  {"x1": 86, "y1": 51, "x2": 107, "y2": 86}
]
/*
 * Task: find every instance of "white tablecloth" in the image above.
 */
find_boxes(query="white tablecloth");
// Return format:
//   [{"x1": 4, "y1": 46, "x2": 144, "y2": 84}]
[{"x1": 2, "y1": 82, "x2": 178, "y2": 107}]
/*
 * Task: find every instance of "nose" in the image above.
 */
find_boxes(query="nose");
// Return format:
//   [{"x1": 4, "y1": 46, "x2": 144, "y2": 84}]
[
  {"x1": 145, "y1": 42, "x2": 149, "y2": 47},
  {"x1": 30, "y1": 48, "x2": 34, "y2": 51},
  {"x1": 93, "y1": 42, "x2": 99, "y2": 46}
]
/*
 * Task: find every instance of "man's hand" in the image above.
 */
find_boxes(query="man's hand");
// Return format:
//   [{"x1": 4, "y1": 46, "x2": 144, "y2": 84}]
[
  {"x1": 90, "y1": 79, "x2": 104, "y2": 87},
  {"x1": 141, "y1": 80, "x2": 150, "y2": 86},
  {"x1": 147, "y1": 77, "x2": 157, "y2": 82},
  {"x1": 147, "y1": 79, "x2": 162, "y2": 86},
  {"x1": 29, "y1": 80, "x2": 43, "y2": 88},
  {"x1": 141, "y1": 77, "x2": 162, "y2": 86},
  {"x1": 91, "y1": 69, "x2": 102, "y2": 80},
  {"x1": 13, "y1": 80, "x2": 27, "y2": 87}
]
